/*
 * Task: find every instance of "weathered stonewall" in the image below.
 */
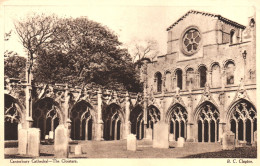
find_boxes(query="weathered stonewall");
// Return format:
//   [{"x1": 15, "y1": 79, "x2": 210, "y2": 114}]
[
  {"x1": 153, "y1": 122, "x2": 169, "y2": 148},
  {"x1": 27, "y1": 128, "x2": 40, "y2": 157},
  {"x1": 127, "y1": 134, "x2": 137, "y2": 151},
  {"x1": 176, "y1": 137, "x2": 185, "y2": 147},
  {"x1": 222, "y1": 131, "x2": 235, "y2": 150},
  {"x1": 18, "y1": 129, "x2": 28, "y2": 155},
  {"x1": 54, "y1": 125, "x2": 69, "y2": 158}
]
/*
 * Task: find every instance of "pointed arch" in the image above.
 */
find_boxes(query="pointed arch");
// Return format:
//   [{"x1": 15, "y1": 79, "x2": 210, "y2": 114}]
[
  {"x1": 32, "y1": 97, "x2": 63, "y2": 139},
  {"x1": 70, "y1": 100, "x2": 95, "y2": 140},
  {"x1": 130, "y1": 104, "x2": 144, "y2": 139}
]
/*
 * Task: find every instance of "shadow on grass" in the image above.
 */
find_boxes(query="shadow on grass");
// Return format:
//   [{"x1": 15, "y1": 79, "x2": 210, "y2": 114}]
[{"x1": 182, "y1": 147, "x2": 257, "y2": 158}]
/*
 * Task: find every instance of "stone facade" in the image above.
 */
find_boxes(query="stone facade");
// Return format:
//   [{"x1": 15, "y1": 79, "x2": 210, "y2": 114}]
[
  {"x1": 4, "y1": 10, "x2": 256, "y2": 145},
  {"x1": 141, "y1": 10, "x2": 256, "y2": 144}
]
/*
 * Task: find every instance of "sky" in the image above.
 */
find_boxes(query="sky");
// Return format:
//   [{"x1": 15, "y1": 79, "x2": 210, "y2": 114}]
[{"x1": 2, "y1": 0, "x2": 256, "y2": 58}]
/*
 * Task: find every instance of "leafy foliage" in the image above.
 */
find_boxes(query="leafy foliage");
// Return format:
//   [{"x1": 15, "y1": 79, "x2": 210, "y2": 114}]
[
  {"x1": 4, "y1": 55, "x2": 26, "y2": 79},
  {"x1": 14, "y1": 15, "x2": 142, "y2": 92}
]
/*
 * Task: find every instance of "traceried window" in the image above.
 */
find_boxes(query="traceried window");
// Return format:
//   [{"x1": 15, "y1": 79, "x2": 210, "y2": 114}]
[{"x1": 182, "y1": 28, "x2": 201, "y2": 55}]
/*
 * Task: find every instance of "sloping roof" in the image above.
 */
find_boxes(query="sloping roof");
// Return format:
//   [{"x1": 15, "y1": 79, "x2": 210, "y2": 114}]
[{"x1": 166, "y1": 10, "x2": 246, "y2": 31}]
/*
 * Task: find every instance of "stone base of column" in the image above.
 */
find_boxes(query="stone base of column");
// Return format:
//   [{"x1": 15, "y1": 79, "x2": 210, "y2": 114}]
[
  {"x1": 25, "y1": 117, "x2": 34, "y2": 128},
  {"x1": 96, "y1": 122, "x2": 104, "y2": 141},
  {"x1": 144, "y1": 128, "x2": 153, "y2": 140}
]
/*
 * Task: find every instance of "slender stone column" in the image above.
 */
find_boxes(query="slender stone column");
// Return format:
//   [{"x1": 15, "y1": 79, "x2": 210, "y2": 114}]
[
  {"x1": 139, "y1": 121, "x2": 142, "y2": 139},
  {"x1": 124, "y1": 92, "x2": 131, "y2": 139},
  {"x1": 236, "y1": 121, "x2": 238, "y2": 140},
  {"x1": 215, "y1": 121, "x2": 217, "y2": 142},
  {"x1": 173, "y1": 121, "x2": 176, "y2": 140},
  {"x1": 179, "y1": 121, "x2": 181, "y2": 138},
  {"x1": 143, "y1": 97, "x2": 148, "y2": 138},
  {"x1": 202, "y1": 121, "x2": 204, "y2": 142},
  {"x1": 96, "y1": 88, "x2": 103, "y2": 140},
  {"x1": 85, "y1": 120, "x2": 88, "y2": 140},
  {"x1": 114, "y1": 120, "x2": 118, "y2": 140},
  {"x1": 251, "y1": 121, "x2": 254, "y2": 143},
  {"x1": 243, "y1": 120, "x2": 246, "y2": 141},
  {"x1": 208, "y1": 121, "x2": 211, "y2": 142},
  {"x1": 184, "y1": 122, "x2": 186, "y2": 139}
]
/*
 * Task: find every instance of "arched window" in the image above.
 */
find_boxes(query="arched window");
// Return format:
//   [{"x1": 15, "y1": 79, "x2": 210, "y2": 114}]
[
  {"x1": 155, "y1": 72, "x2": 162, "y2": 92},
  {"x1": 225, "y1": 61, "x2": 235, "y2": 85},
  {"x1": 165, "y1": 71, "x2": 171, "y2": 92},
  {"x1": 186, "y1": 68, "x2": 194, "y2": 89},
  {"x1": 176, "y1": 69, "x2": 183, "y2": 90},
  {"x1": 230, "y1": 30, "x2": 235, "y2": 44},
  {"x1": 198, "y1": 66, "x2": 207, "y2": 88},
  {"x1": 211, "y1": 63, "x2": 221, "y2": 88}
]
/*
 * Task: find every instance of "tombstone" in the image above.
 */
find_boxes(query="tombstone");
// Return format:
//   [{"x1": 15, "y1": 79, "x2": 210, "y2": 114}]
[
  {"x1": 153, "y1": 122, "x2": 169, "y2": 148},
  {"x1": 169, "y1": 134, "x2": 174, "y2": 141},
  {"x1": 45, "y1": 135, "x2": 49, "y2": 140},
  {"x1": 27, "y1": 128, "x2": 40, "y2": 157},
  {"x1": 222, "y1": 131, "x2": 235, "y2": 150},
  {"x1": 176, "y1": 137, "x2": 185, "y2": 147},
  {"x1": 74, "y1": 145, "x2": 82, "y2": 155},
  {"x1": 49, "y1": 131, "x2": 54, "y2": 139},
  {"x1": 54, "y1": 125, "x2": 69, "y2": 158},
  {"x1": 18, "y1": 129, "x2": 28, "y2": 155},
  {"x1": 146, "y1": 128, "x2": 153, "y2": 140},
  {"x1": 127, "y1": 134, "x2": 137, "y2": 151}
]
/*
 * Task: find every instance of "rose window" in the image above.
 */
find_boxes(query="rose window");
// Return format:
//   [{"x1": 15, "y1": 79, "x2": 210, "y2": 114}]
[{"x1": 182, "y1": 28, "x2": 201, "y2": 55}]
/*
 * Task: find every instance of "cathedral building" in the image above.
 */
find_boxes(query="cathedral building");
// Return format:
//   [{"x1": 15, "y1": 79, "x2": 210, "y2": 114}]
[
  {"x1": 141, "y1": 10, "x2": 256, "y2": 143},
  {"x1": 4, "y1": 10, "x2": 256, "y2": 145}
]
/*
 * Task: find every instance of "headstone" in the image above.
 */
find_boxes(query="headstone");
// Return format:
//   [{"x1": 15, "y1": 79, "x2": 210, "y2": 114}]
[
  {"x1": 18, "y1": 129, "x2": 28, "y2": 155},
  {"x1": 45, "y1": 135, "x2": 49, "y2": 140},
  {"x1": 27, "y1": 128, "x2": 40, "y2": 157},
  {"x1": 49, "y1": 131, "x2": 54, "y2": 139},
  {"x1": 222, "y1": 131, "x2": 235, "y2": 150},
  {"x1": 74, "y1": 145, "x2": 82, "y2": 155},
  {"x1": 169, "y1": 134, "x2": 174, "y2": 141},
  {"x1": 54, "y1": 125, "x2": 69, "y2": 158},
  {"x1": 177, "y1": 137, "x2": 185, "y2": 147},
  {"x1": 127, "y1": 134, "x2": 137, "y2": 151},
  {"x1": 146, "y1": 128, "x2": 153, "y2": 140},
  {"x1": 153, "y1": 122, "x2": 169, "y2": 148}
]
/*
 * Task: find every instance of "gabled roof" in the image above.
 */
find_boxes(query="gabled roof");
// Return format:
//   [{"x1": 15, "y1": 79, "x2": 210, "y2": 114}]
[{"x1": 166, "y1": 10, "x2": 246, "y2": 31}]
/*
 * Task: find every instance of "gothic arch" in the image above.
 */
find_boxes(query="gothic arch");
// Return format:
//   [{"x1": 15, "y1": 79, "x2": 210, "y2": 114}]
[
  {"x1": 147, "y1": 105, "x2": 161, "y2": 130},
  {"x1": 130, "y1": 104, "x2": 144, "y2": 139},
  {"x1": 102, "y1": 103, "x2": 124, "y2": 140},
  {"x1": 4, "y1": 94, "x2": 24, "y2": 140},
  {"x1": 32, "y1": 97, "x2": 63, "y2": 139},
  {"x1": 70, "y1": 100, "x2": 96, "y2": 140},
  {"x1": 166, "y1": 103, "x2": 188, "y2": 141},
  {"x1": 195, "y1": 101, "x2": 220, "y2": 142},
  {"x1": 227, "y1": 99, "x2": 257, "y2": 143}
]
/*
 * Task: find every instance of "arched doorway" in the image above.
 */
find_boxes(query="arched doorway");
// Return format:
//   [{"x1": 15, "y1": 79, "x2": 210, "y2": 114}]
[
  {"x1": 168, "y1": 104, "x2": 188, "y2": 141},
  {"x1": 229, "y1": 100, "x2": 256, "y2": 144},
  {"x1": 33, "y1": 98, "x2": 60, "y2": 139},
  {"x1": 130, "y1": 105, "x2": 144, "y2": 139},
  {"x1": 70, "y1": 101, "x2": 94, "y2": 140},
  {"x1": 4, "y1": 94, "x2": 22, "y2": 140},
  {"x1": 197, "y1": 102, "x2": 219, "y2": 143},
  {"x1": 103, "y1": 103, "x2": 123, "y2": 140},
  {"x1": 147, "y1": 105, "x2": 160, "y2": 138}
]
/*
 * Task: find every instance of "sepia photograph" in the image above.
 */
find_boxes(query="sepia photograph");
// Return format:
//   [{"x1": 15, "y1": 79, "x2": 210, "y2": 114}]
[{"x1": 1, "y1": 0, "x2": 259, "y2": 165}]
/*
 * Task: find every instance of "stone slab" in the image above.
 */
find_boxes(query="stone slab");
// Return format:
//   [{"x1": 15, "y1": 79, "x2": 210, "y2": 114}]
[
  {"x1": 18, "y1": 129, "x2": 28, "y2": 155},
  {"x1": 54, "y1": 125, "x2": 69, "y2": 158},
  {"x1": 49, "y1": 131, "x2": 54, "y2": 139},
  {"x1": 177, "y1": 137, "x2": 185, "y2": 147},
  {"x1": 146, "y1": 128, "x2": 153, "y2": 140},
  {"x1": 75, "y1": 145, "x2": 82, "y2": 155},
  {"x1": 127, "y1": 134, "x2": 137, "y2": 151},
  {"x1": 153, "y1": 122, "x2": 169, "y2": 149},
  {"x1": 222, "y1": 131, "x2": 235, "y2": 150},
  {"x1": 27, "y1": 128, "x2": 40, "y2": 157},
  {"x1": 45, "y1": 135, "x2": 49, "y2": 140},
  {"x1": 169, "y1": 133, "x2": 175, "y2": 141}
]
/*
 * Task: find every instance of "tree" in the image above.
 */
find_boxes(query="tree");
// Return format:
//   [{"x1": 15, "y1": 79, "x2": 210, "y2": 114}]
[
  {"x1": 4, "y1": 55, "x2": 26, "y2": 79},
  {"x1": 127, "y1": 38, "x2": 160, "y2": 63},
  {"x1": 14, "y1": 15, "x2": 142, "y2": 92}
]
